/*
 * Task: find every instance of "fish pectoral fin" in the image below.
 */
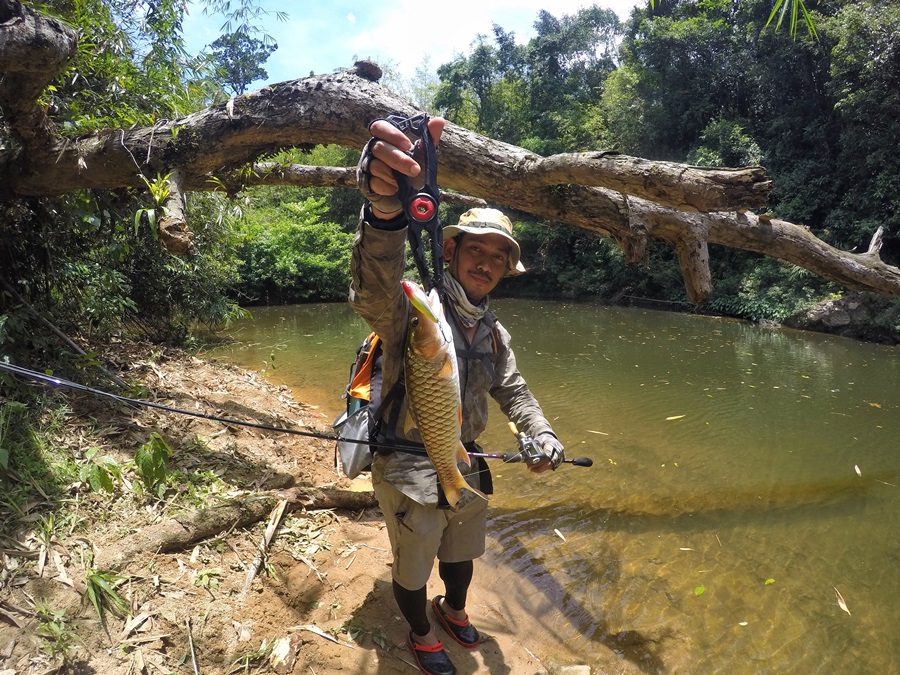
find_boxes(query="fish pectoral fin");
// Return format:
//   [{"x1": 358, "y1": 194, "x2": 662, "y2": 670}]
[
  {"x1": 438, "y1": 355, "x2": 453, "y2": 378},
  {"x1": 402, "y1": 409, "x2": 416, "y2": 436},
  {"x1": 457, "y1": 442, "x2": 471, "y2": 467}
]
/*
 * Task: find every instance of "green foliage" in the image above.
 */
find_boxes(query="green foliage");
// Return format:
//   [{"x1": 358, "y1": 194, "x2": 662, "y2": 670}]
[
  {"x1": 83, "y1": 567, "x2": 129, "y2": 627},
  {"x1": 766, "y1": 0, "x2": 819, "y2": 40},
  {"x1": 234, "y1": 195, "x2": 353, "y2": 304},
  {"x1": 611, "y1": 4, "x2": 752, "y2": 161},
  {"x1": 588, "y1": 65, "x2": 648, "y2": 154},
  {"x1": 1, "y1": 1, "x2": 248, "y2": 369},
  {"x1": 823, "y1": 1, "x2": 900, "y2": 256},
  {"x1": 0, "y1": 401, "x2": 27, "y2": 472},
  {"x1": 346, "y1": 618, "x2": 389, "y2": 649},
  {"x1": 134, "y1": 432, "x2": 172, "y2": 500},
  {"x1": 258, "y1": 144, "x2": 364, "y2": 231},
  {"x1": 687, "y1": 119, "x2": 763, "y2": 167},
  {"x1": 706, "y1": 250, "x2": 833, "y2": 322},
  {"x1": 37, "y1": 0, "x2": 220, "y2": 135},
  {"x1": 0, "y1": 401, "x2": 78, "y2": 526},
  {"x1": 34, "y1": 600, "x2": 80, "y2": 661},
  {"x1": 1, "y1": 187, "x2": 245, "y2": 360},
  {"x1": 124, "y1": 192, "x2": 247, "y2": 338},
  {"x1": 202, "y1": 0, "x2": 288, "y2": 39},
  {"x1": 210, "y1": 31, "x2": 277, "y2": 94},
  {"x1": 505, "y1": 219, "x2": 684, "y2": 302},
  {"x1": 78, "y1": 447, "x2": 122, "y2": 494},
  {"x1": 435, "y1": 7, "x2": 621, "y2": 150},
  {"x1": 194, "y1": 567, "x2": 224, "y2": 589}
]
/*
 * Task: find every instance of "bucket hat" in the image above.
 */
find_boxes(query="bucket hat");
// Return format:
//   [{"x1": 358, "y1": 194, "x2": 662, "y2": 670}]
[{"x1": 443, "y1": 208, "x2": 526, "y2": 276}]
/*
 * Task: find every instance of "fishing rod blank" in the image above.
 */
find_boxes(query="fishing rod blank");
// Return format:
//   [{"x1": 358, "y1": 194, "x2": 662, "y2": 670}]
[
  {"x1": 469, "y1": 451, "x2": 594, "y2": 467},
  {"x1": 2, "y1": 362, "x2": 593, "y2": 468}
]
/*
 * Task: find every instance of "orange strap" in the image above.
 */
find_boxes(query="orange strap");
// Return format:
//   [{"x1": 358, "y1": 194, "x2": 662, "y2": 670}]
[{"x1": 348, "y1": 333, "x2": 380, "y2": 401}]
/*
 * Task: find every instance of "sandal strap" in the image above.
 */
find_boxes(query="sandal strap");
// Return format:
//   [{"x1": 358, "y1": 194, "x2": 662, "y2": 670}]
[
  {"x1": 443, "y1": 612, "x2": 469, "y2": 627},
  {"x1": 411, "y1": 638, "x2": 445, "y2": 653}
]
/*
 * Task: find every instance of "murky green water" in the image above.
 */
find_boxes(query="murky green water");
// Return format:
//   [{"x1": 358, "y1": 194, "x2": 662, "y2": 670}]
[{"x1": 209, "y1": 301, "x2": 900, "y2": 673}]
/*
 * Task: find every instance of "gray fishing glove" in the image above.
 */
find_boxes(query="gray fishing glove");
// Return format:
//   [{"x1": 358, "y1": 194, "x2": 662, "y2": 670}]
[
  {"x1": 357, "y1": 137, "x2": 403, "y2": 216},
  {"x1": 535, "y1": 432, "x2": 565, "y2": 470}
]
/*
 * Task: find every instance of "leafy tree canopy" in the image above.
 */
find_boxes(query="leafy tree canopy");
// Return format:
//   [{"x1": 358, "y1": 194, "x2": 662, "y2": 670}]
[{"x1": 209, "y1": 31, "x2": 277, "y2": 95}]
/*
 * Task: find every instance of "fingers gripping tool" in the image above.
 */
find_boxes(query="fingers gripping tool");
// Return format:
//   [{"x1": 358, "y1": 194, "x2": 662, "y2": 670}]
[{"x1": 383, "y1": 113, "x2": 444, "y2": 296}]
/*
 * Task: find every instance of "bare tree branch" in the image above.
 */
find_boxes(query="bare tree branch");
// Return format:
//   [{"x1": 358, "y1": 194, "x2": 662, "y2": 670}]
[{"x1": 2, "y1": 3, "x2": 899, "y2": 302}]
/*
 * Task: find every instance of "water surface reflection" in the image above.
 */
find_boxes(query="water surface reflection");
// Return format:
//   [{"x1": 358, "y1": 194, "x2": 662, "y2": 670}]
[{"x1": 210, "y1": 301, "x2": 900, "y2": 673}]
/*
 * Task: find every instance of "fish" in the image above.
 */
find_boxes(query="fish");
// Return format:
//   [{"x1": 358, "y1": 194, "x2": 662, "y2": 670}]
[{"x1": 401, "y1": 280, "x2": 488, "y2": 509}]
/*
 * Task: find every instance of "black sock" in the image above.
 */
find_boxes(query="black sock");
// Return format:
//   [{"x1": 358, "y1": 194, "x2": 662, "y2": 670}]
[
  {"x1": 438, "y1": 560, "x2": 473, "y2": 612},
  {"x1": 392, "y1": 579, "x2": 430, "y2": 636}
]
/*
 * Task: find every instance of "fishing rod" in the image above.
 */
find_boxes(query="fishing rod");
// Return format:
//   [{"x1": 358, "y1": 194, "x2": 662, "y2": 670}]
[
  {"x1": 0, "y1": 361, "x2": 593, "y2": 467},
  {"x1": 503, "y1": 421, "x2": 594, "y2": 467},
  {"x1": 475, "y1": 451, "x2": 593, "y2": 468}
]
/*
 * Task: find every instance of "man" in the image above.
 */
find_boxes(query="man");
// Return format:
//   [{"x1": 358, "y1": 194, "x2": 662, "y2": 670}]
[{"x1": 350, "y1": 116, "x2": 564, "y2": 675}]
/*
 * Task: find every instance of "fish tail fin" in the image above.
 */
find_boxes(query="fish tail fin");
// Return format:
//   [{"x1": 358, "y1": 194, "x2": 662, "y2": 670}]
[
  {"x1": 444, "y1": 479, "x2": 489, "y2": 511},
  {"x1": 444, "y1": 484, "x2": 464, "y2": 510},
  {"x1": 460, "y1": 481, "x2": 489, "y2": 503}
]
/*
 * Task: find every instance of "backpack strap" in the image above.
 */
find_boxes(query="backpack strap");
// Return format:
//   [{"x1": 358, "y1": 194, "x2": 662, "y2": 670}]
[
  {"x1": 347, "y1": 333, "x2": 381, "y2": 403},
  {"x1": 448, "y1": 306, "x2": 500, "y2": 378}
]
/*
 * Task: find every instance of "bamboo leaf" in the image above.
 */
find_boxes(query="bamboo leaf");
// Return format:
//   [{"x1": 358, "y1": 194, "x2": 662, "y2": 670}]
[{"x1": 834, "y1": 587, "x2": 851, "y2": 616}]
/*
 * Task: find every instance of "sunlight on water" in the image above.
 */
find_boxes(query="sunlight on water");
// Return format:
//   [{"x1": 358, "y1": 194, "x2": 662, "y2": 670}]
[{"x1": 211, "y1": 301, "x2": 900, "y2": 673}]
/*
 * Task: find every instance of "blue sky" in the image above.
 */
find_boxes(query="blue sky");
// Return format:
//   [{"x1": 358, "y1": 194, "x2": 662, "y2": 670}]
[{"x1": 183, "y1": 0, "x2": 643, "y2": 89}]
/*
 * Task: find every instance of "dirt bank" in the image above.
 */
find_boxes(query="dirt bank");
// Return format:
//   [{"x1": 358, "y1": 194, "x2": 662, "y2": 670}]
[{"x1": 0, "y1": 342, "x2": 660, "y2": 674}]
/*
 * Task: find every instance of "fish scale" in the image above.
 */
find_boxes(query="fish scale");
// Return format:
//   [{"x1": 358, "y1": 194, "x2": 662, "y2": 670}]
[{"x1": 402, "y1": 281, "x2": 488, "y2": 509}]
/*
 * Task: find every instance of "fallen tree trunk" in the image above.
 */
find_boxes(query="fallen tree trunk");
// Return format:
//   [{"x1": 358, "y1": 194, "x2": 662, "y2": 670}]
[
  {"x1": 2, "y1": 1, "x2": 900, "y2": 302},
  {"x1": 232, "y1": 163, "x2": 900, "y2": 302},
  {"x1": 96, "y1": 487, "x2": 378, "y2": 572}
]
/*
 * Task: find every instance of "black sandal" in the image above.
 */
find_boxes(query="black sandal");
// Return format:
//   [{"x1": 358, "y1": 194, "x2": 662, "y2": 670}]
[
  {"x1": 407, "y1": 631, "x2": 457, "y2": 675},
  {"x1": 432, "y1": 595, "x2": 482, "y2": 648}
]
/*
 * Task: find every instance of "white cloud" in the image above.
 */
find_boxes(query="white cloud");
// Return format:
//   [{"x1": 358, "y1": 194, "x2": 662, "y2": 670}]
[
  {"x1": 183, "y1": 0, "x2": 641, "y2": 86},
  {"x1": 344, "y1": 0, "x2": 638, "y2": 79}
]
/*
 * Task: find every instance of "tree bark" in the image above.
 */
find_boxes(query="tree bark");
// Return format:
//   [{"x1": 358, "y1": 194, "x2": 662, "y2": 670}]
[
  {"x1": 158, "y1": 168, "x2": 193, "y2": 254},
  {"x1": 2, "y1": 3, "x2": 900, "y2": 302},
  {"x1": 0, "y1": 0, "x2": 76, "y2": 147}
]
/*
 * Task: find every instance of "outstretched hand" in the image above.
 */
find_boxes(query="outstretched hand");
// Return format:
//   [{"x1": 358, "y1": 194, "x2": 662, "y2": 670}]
[{"x1": 358, "y1": 117, "x2": 445, "y2": 219}]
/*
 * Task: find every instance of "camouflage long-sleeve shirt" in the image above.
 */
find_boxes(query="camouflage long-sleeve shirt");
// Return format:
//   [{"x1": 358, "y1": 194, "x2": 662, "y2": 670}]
[{"x1": 349, "y1": 207, "x2": 555, "y2": 506}]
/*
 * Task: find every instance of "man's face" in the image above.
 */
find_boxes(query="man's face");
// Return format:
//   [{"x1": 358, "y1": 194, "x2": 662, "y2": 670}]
[{"x1": 445, "y1": 233, "x2": 511, "y2": 303}]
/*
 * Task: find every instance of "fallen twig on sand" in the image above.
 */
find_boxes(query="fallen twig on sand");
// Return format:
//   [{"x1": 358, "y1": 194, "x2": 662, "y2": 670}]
[
  {"x1": 287, "y1": 624, "x2": 358, "y2": 649},
  {"x1": 186, "y1": 617, "x2": 200, "y2": 675},
  {"x1": 239, "y1": 498, "x2": 288, "y2": 600}
]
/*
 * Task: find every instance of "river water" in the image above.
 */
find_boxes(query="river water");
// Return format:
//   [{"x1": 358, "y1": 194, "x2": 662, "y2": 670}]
[{"x1": 208, "y1": 300, "x2": 899, "y2": 673}]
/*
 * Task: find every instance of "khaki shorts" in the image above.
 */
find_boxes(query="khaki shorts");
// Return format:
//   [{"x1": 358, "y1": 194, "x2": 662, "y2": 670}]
[{"x1": 373, "y1": 480, "x2": 488, "y2": 590}]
